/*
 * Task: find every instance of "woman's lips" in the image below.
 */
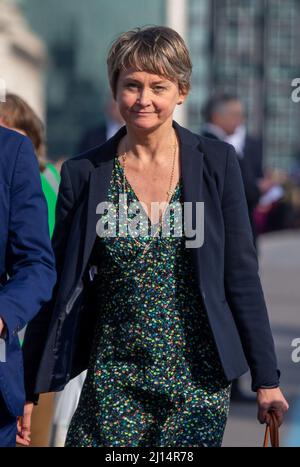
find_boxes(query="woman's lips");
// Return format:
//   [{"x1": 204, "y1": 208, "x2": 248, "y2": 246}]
[{"x1": 132, "y1": 111, "x2": 153, "y2": 115}]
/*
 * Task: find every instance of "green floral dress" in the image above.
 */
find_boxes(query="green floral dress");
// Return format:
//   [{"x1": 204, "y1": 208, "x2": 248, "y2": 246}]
[{"x1": 65, "y1": 156, "x2": 231, "y2": 448}]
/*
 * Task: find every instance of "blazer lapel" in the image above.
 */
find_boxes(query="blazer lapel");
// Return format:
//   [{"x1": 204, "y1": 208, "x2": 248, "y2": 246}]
[
  {"x1": 177, "y1": 124, "x2": 205, "y2": 288},
  {"x1": 80, "y1": 126, "x2": 128, "y2": 275},
  {"x1": 81, "y1": 161, "x2": 114, "y2": 274},
  {"x1": 80, "y1": 122, "x2": 205, "y2": 287}
]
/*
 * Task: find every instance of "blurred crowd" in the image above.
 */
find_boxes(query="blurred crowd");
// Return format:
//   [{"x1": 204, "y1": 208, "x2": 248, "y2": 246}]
[
  {"x1": 200, "y1": 93, "x2": 300, "y2": 239},
  {"x1": 253, "y1": 167, "x2": 300, "y2": 235}
]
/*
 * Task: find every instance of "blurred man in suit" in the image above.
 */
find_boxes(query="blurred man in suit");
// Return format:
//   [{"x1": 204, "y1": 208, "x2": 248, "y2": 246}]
[
  {"x1": 201, "y1": 93, "x2": 274, "y2": 246},
  {"x1": 78, "y1": 99, "x2": 124, "y2": 153}
]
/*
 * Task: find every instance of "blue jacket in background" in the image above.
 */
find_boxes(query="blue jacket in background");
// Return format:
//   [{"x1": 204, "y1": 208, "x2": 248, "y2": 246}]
[{"x1": 0, "y1": 126, "x2": 56, "y2": 417}]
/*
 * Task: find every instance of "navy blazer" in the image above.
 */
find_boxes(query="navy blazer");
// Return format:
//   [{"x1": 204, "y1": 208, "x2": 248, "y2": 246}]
[
  {"x1": 0, "y1": 127, "x2": 56, "y2": 416},
  {"x1": 23, "y1": 122, "x2": 280, "y2": 401}
]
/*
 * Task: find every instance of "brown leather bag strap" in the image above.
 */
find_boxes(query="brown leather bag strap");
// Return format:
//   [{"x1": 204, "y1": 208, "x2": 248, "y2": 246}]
[{"x1": 263, "y1": 412, "x2": 280, "y2": 447}]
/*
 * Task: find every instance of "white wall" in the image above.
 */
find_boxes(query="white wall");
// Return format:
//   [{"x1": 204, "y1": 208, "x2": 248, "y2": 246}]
[
  {"x1": 0, "y1": 1, "x2": 46, "y2": 119},
  {"x1": 166, "y1": 0, "x2": 188, "y2": 127}
]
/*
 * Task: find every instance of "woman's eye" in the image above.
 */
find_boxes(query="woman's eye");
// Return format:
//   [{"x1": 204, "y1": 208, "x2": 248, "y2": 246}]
[
  {"x1": 126, "y1": 83, "x2": 138, "y2": 89},
  {"x1": 154, "y1": 86, "x2": 165, "y2": 92}
]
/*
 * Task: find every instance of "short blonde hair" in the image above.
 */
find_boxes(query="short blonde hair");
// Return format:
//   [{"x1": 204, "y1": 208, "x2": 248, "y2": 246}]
[{"x1": 107, "y1": 26, "x2": 192, "y2": 99}]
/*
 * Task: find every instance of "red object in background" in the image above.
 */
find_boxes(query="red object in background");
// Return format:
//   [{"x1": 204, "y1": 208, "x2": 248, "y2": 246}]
[{"x1": 253, "y1": 206, "x2": 271, "y2": 235}]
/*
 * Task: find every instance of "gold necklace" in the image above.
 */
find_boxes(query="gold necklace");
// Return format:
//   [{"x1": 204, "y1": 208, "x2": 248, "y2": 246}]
[{"x1": 120, "y1": 135, "x2": 177, "y2": 255}]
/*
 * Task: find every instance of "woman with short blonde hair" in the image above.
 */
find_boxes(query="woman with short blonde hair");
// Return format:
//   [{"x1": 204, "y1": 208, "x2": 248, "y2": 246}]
[
  {"x1": 107, "y1": 26, "x2": 192, "y2": 98},
  {"x1": 23, "y1": 26, "x2": 288, "y2": 448}
]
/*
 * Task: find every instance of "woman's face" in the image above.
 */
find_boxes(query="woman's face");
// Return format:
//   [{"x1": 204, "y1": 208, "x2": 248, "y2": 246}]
[{"x1": 115, "y1": 68, "x2": 187, "y2": 132}]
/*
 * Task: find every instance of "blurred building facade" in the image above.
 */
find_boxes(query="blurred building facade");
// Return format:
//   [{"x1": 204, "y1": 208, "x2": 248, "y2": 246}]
[
  {"x1": 0, "y1": 0, "x2": 46, "y2": 118},
  {"x1": 21, "y1": 0, "x2": 165, "y2": 156},
  {"x1": 188, "y1": 0, "x2": 300, "y2": 170},
  {"x1": 17, "y1": 0, "x2": 300, "y2": 169}
]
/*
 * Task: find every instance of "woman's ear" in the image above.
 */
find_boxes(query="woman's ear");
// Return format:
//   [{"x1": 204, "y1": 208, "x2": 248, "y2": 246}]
[
  {"x1": 178, "y1": 88, "x2": 189, "y2": 105},
  {"x1": 177, "y1": 96, "x2": 187, "y2": 106}
]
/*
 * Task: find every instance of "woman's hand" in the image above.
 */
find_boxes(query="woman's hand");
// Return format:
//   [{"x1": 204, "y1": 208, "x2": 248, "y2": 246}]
[
  {"x1": 257, "y1": 387, "x2": 289, "y2": 427},
  {"x1": 16, "y1": 402, "x2": 34, "y2": 446}
]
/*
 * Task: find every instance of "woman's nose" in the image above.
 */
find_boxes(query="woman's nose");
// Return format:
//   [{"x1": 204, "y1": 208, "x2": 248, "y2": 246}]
[{"x1": 137, "y1": 88, "x2": 152, "y2": 106}]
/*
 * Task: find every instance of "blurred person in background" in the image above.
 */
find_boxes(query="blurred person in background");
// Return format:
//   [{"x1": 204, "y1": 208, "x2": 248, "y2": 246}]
[
  {"x1": 290, "y1": 186, "x2": 300, "y2": 229},
  {"x1": 50, "y1": 369, "x2": 87, "y2": 446},
  {"x1": 0, "y1": 125, "x2": 56, "y2": 447},
  {"x1": 22, "y1": 26, "x2": 288, "y2": 447},
  {"x1": 78, "y1": 99, "x2": 124, "y2": 153},
  {"x1": 289, "y1": 152, "x2": 300, "y2": 228},
  {"x1": 201, "y1": 93, "x2": 275, "y2": 247},
  {"x1": 0, "y1": 94, "x2": 61, "y2": 238},
  {"x1": 52, "y1": 156, "x2": 68, "y2": 175},
  {"x1": 0, "y1": 94, "x2": 61, "y2": 446},
  {"x1": 253, "y1": 168, "x2": 291, "y2": 235}
]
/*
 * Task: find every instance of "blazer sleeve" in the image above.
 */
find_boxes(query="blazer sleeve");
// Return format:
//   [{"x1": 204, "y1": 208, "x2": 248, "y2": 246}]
[
  {"x1": 0, "y1": 138, "x2": 56, "y2": 344},
  {"x1": 22, "y1": 161, "x2": 75, "y2": 402},
  {"x1": 238, "y1": 156, "x2": 261, "y2": 208},
  {"x1": 222, "y1": 145, "x2": 280, "y2": 391}
]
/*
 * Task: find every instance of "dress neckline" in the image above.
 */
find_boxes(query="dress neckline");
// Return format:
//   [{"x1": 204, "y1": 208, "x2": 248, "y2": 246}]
[{"x1": 115, "y1": 156, "x2": 182, "y2": 228}]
